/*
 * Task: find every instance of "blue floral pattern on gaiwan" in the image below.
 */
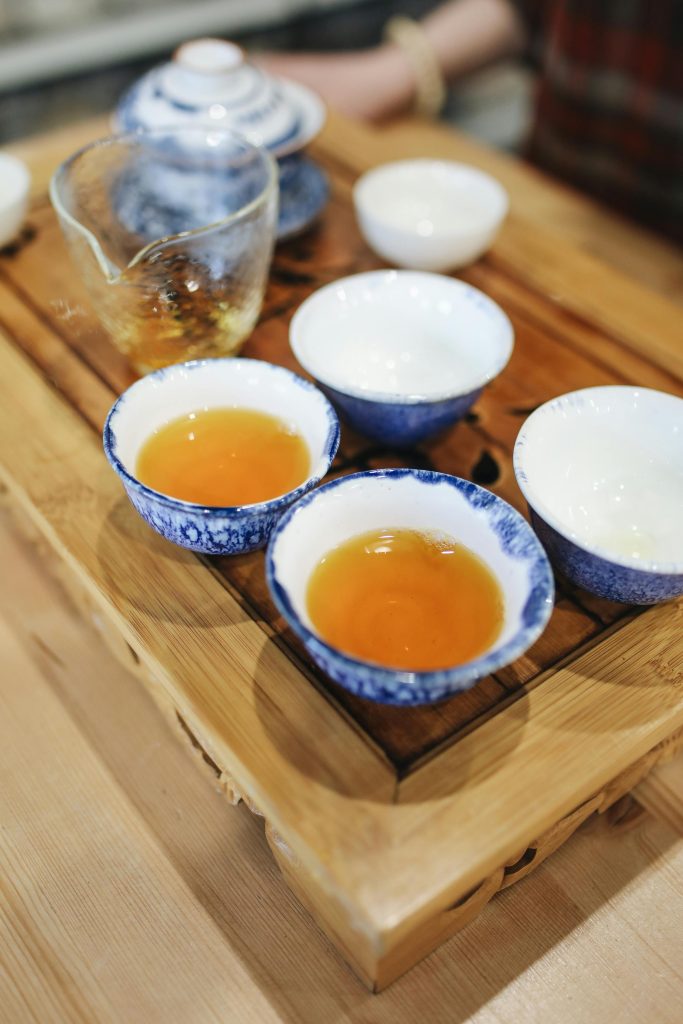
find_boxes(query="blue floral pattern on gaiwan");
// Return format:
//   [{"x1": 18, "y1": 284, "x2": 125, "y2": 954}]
[
  {"x1": 113, "y1": 38, "x2": 328, "y2": 239},
  {"x1": 276, "y1": 156, "x2": 329, "y2": 241},
  {"x1": 112, "y1": 149, "x2": 267, "y2": 243}
]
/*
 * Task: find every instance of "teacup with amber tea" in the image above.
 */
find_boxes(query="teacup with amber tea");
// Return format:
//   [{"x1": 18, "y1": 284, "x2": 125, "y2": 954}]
[
  {"x1": 266, "y1": 469, "x2": 553, "y2": 705},
  {"x1": 103, "y1": 358, "x2": 339, "y2": 554}
]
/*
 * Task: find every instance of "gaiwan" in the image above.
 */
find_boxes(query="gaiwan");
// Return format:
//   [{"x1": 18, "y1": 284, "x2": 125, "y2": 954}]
[{"x1": 114, "y1": 37, "x2": 328, "y2": 240}]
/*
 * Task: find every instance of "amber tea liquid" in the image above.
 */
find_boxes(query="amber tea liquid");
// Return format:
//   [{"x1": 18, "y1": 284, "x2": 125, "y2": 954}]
[
  {"x1": 136, "y1": 407, "x2": 310, "y2": 506},
  {"x1": 306, "y1": 528, "x2": 504, "y2": 671},
  {"x1": 101, "y1": 253, "x2": 261, "y2": 374}
]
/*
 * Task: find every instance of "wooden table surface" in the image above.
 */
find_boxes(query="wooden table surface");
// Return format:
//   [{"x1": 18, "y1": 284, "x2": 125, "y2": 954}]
[
  {"x1": 2, "y1": 505, "x2": 683, "y2": 1024},
  {"x1": 2, "y1": 111, "x2": 683, "y2": 1021}
]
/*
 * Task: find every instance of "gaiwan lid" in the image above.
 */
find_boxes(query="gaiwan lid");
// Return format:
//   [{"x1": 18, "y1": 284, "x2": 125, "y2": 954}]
[{"x1": 115, "y1": 38, "x2": 325, "y2": 158}]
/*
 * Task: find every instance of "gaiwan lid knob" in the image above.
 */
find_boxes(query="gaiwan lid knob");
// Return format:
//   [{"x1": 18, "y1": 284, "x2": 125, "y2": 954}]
[
  {"x1": 175, "y1": 38, "x2": 244, "y2": 74},
  {"x1": 163, "y1": 38, "x2": 248, "y2": 103}
]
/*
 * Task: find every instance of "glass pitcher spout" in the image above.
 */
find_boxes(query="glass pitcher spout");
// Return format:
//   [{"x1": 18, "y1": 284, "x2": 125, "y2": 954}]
[{"x1": 50, "y1": 170, "x2": 122, "y2": 283}]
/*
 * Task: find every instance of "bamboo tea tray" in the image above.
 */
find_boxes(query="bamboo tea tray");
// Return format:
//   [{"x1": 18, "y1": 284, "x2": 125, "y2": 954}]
[{"x1": 1, "y1": 115, "x2": 683, "y2": 991}]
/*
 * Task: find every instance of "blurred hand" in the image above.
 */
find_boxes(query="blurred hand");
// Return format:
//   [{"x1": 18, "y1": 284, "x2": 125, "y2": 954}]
[{"x1": 254, "y1": 48, "x2": 415, "y2": 122}]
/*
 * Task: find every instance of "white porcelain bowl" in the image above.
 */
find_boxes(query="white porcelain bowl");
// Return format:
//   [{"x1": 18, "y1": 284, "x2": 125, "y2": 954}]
[
  {"x1": 353, "y1": 159, "x2": 508, "y2": 271},
  {"x1": 266, "y1": 469, "x2": 554, "y2": 705},
  {"x1": 103, "y1": 358, "x2": 339, "y2": 554},
  {"x1": 514, "y1": 386, "x2": 683, "y2": 603},
  {"x1": 0, "y1": 153, "x2": 30, "y2": 248},
  {"x1": 290, "y1": 270, "x2": 513, "y2": 445}
]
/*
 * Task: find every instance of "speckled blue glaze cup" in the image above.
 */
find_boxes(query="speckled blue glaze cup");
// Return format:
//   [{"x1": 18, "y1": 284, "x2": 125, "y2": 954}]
[
  {"x1": 514, "y1": 386, "x2": 683, "y2": 604},
  {"x1": 103, "y1": 358, "x2": 340, "y2": 555},
  {"x1": 266, "y1": 469, "x2": 554, "y2": 705},
  {"x1": 289, "y1": 270, "x2": 513, "y2": 446}
]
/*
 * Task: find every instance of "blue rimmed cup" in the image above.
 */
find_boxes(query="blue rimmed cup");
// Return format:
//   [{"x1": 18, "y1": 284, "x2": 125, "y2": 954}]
[
  {"x1": 103, "y1": 357, "x2": 340, "y2": 554},
  {"x1": 289, "y1": 270, "x2": 513, "y2": 447},
  {"x1": 514, "y1": 385, "x2": 683, "y2": 604},
  {"x1": 266, "y1": 469, "x2": 554, "y2": 705}
]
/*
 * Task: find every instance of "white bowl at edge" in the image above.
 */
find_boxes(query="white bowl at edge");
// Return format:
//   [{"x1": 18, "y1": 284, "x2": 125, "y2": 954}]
[
  {"x1": 513, "y1": 386, "x2": 683, "y2": 603},
  {"x1": 0, "y1": 153, "x2": 30, "y2": 248},
  {"x1": 353, "y1": 159, "x2": 508, "y2": 271}
]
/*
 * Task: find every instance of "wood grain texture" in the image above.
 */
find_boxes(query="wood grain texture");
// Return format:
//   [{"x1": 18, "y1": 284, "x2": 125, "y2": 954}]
[
  {"x1": 1, "y1": 112, "x2": 683, "y2": 989},
  {"x1": 2, "y1": 510, "x2": 683, "y2": 1021},
  {"x1": 0, "y1": 142, "x2": 665, "y2": 770},
  {"x1": 0, "y1": 335, "x2": 396, "y2": 896},
  {"x1": 636, "y1": 754, "x2": 683, "y2": 836},
  {"x1": 312, "y1": 111, "x2": 683, "y2": 307},
  {"x1": 2, "y1": 257, "x2": 682, "y2": 985}
]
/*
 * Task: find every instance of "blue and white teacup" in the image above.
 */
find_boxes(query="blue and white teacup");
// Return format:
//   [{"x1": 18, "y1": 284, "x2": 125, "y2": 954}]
[
  {"x1": 290, "y1": 270, "x2": 513, "y2": 446},
  {"x1": 514, "y1": 386, "x2": 683, "y2": 603},
  {"x1": 266, "y1": 468, "x2": 554, "y2": 705},
  {"x1": 103, "y1": 357, "x2": 340, "y2": 555}
]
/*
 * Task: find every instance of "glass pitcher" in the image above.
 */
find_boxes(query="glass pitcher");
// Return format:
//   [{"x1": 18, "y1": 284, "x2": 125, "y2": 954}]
[{"x1": 50, "y1": 127, "x2": 278, "y2": 375}]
